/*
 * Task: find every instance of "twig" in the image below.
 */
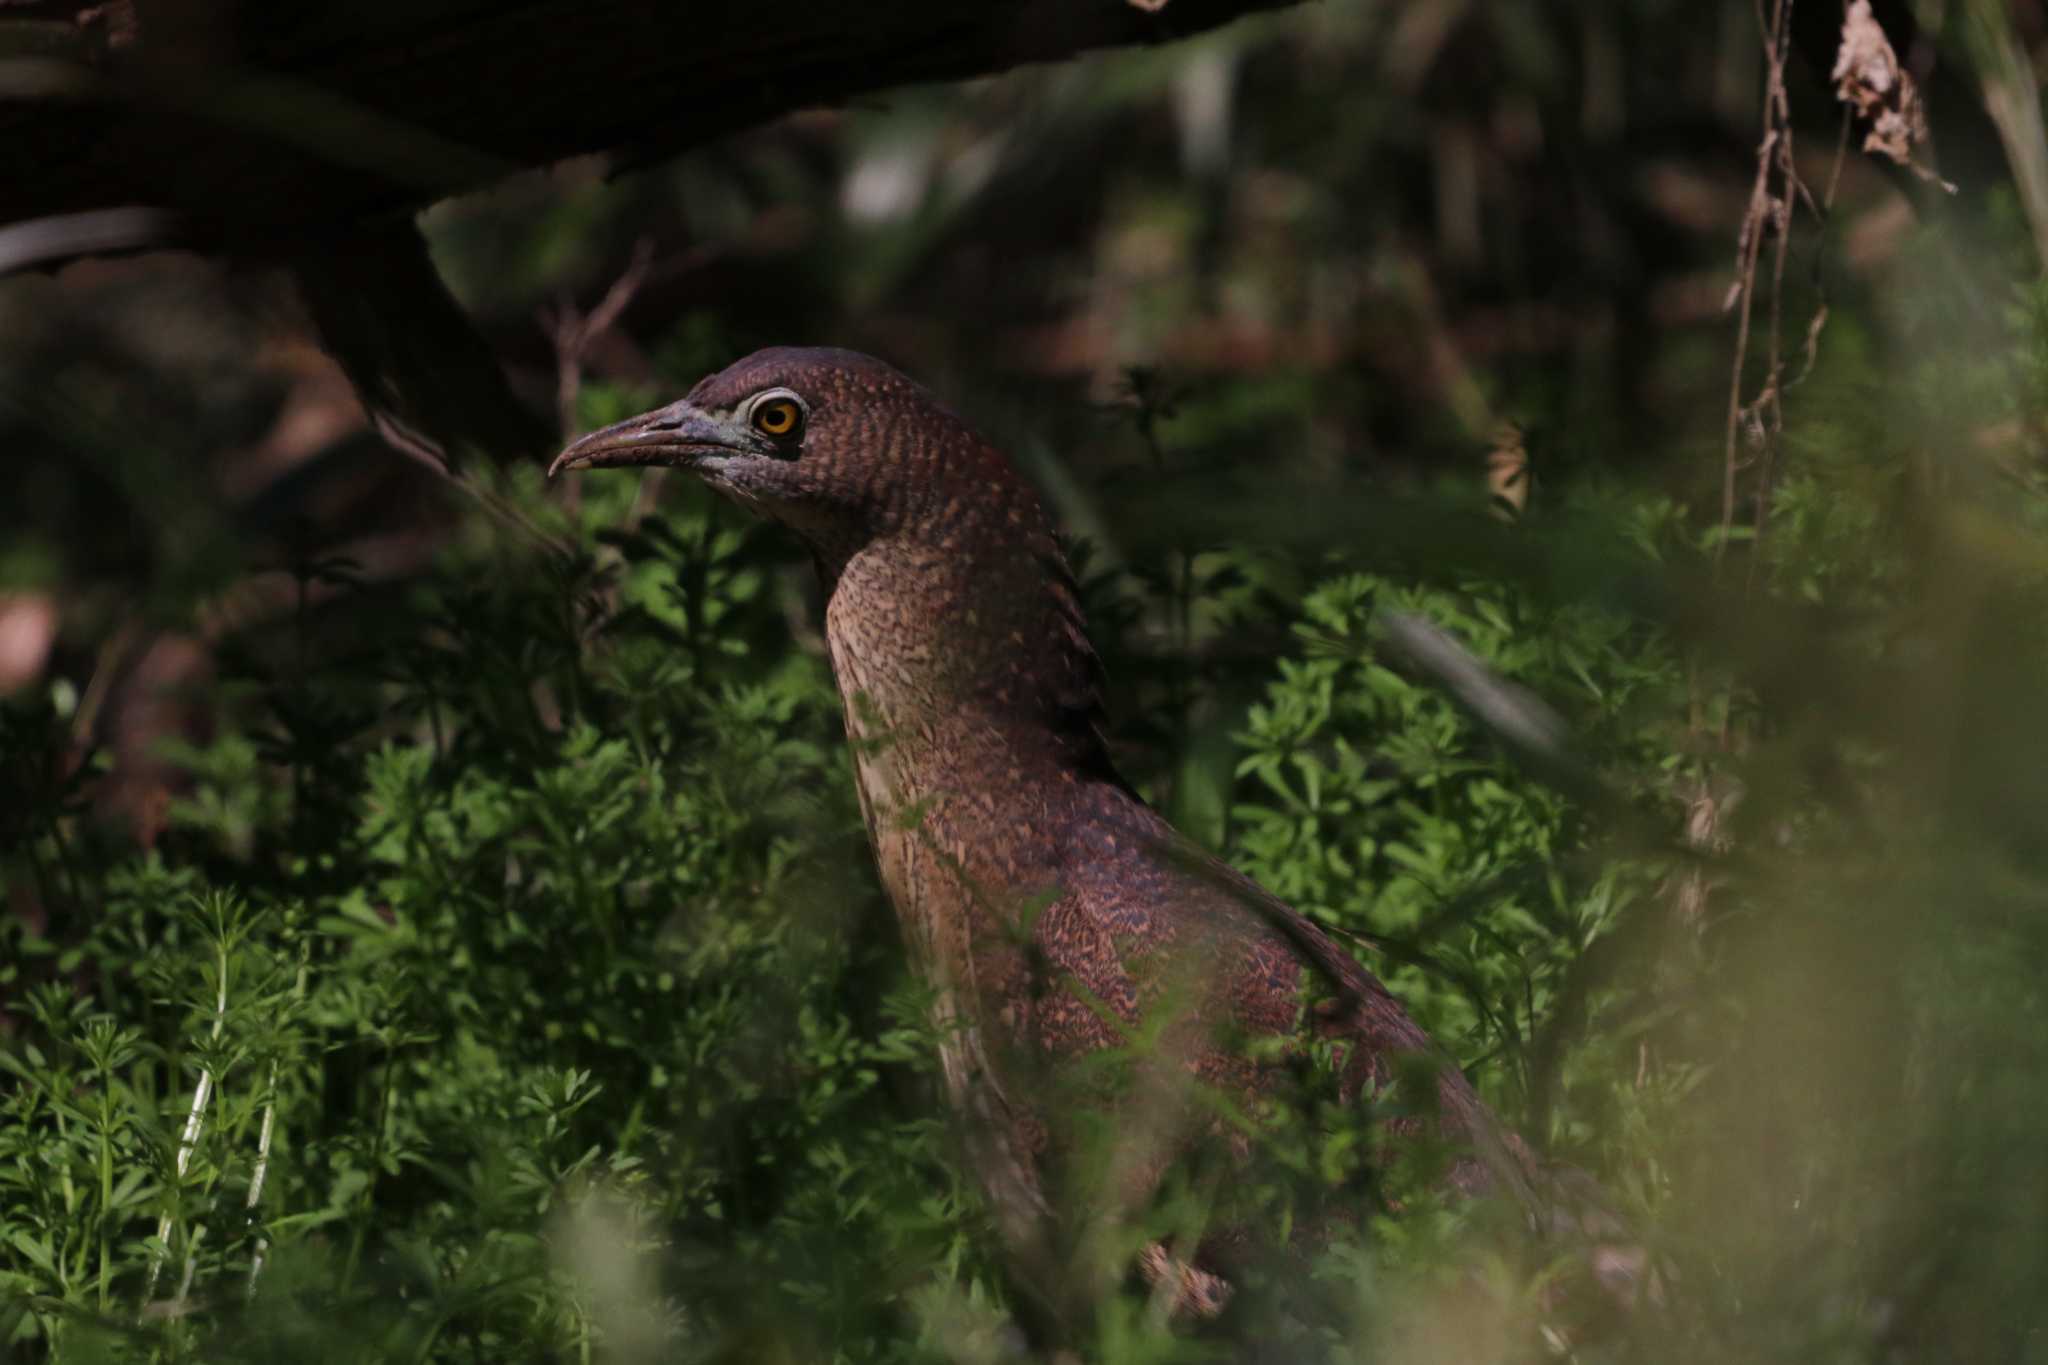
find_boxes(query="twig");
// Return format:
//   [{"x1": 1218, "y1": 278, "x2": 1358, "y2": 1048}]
[
  {"x1": 1687, "y1": 0, "x2": 1822, "y2": 951},
  {"x1": 1720, "y1": 0, "x2": 1802, "y2": 578},
  {"x1": 0, "y1": 206, "x2": 185, "y2": 278},
  {"x1": 546, "y1": 237, "x2": 656, "y2": 440},
  {"x1": 70, "y1": 615, "x2": 139, "y2": 748},
  {"x1": 1962, "y1": 0, "x2": 2048, "y2": 271},
  {"x1": 371, "y1": 412, "x2": 571, "y2": 557},
  {"x1": 624, "y1": 469, "x2": 669, "y2": 533},
  {"x1": 543, "y1": 238, "x2": 657, "y2": 521}
]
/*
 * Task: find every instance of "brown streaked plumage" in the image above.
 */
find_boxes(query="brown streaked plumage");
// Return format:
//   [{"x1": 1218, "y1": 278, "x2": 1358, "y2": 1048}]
[{"x1": 551, "y1": 346, "x2": 1540, "y2": 1313}]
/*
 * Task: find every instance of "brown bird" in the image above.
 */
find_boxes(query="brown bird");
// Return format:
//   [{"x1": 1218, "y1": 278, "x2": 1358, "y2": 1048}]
[{"x1": 551, "y1": 346, "x2": 1543, "y2": 1319}]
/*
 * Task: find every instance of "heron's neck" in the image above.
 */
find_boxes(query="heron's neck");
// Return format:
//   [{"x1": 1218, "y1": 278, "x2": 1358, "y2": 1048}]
[{"x1": 820, "y1": 522, "x2": 1117, "y2": 799}]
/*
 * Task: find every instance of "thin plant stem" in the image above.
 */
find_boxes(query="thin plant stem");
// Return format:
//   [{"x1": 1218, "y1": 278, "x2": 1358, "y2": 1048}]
[
  {"x1": 95, "y1": 1072, "x2": 114, "y2": 1310},
  {"x1": 144, "y1": 935, "x2": 230, "y2": 1311},
  {"x1": 176, "y1": 1226, "x2": 205, "y2": 1305},
  {"x1": 242, "y1": 1080, "x2": 280, "y2": 1296},
  {"x1": 343, "y1": 1036, "x2": 400, "y2": 1291},
  {"x1": 246, "y1": 934, "x2": 308, "y2": 1297}
]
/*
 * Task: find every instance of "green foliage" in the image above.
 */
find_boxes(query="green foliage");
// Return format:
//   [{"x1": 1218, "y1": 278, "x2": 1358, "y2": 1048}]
[
  {"x1": 0, "y1": 476, "x2": 990, "y2": 1361},
  {"x1": 1229, "y1": 567, "x2": 1675, "y2": 1111}
]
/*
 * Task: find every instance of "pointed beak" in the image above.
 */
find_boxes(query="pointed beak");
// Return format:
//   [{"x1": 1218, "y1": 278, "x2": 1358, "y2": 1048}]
[{"x1": 547, "y1": 401, "x2": 768, "y2": 479}]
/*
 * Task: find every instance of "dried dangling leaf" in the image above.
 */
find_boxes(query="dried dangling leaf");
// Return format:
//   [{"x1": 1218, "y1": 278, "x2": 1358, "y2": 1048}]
[
  {"x1": 1486, "y1": 421, "x2": 1529, "y2": 520},
  {"x1": 1832, "y1": 0, "x2": 1955, "y2": 191}
]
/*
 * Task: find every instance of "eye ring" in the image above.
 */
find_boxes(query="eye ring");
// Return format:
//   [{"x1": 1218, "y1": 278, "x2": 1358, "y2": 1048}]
[{"x1": 749, "y1": 393, "x2": 805, "y2": 442}]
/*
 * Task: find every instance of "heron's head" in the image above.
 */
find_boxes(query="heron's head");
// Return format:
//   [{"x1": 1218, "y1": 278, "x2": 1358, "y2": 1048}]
[{"x1": 550, "y1": 346, "x2": 1030, "y2": 566}]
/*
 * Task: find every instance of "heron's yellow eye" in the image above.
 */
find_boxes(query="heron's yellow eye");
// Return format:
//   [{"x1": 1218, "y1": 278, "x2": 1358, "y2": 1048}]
[{"x1": 752, "y1": 398, "x2": 803, "y2": 440}]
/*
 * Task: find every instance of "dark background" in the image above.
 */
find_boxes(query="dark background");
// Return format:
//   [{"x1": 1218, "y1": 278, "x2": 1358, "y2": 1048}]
[{"x1": 4, "y1": 1, "x2": 2048, "y2": 1361}]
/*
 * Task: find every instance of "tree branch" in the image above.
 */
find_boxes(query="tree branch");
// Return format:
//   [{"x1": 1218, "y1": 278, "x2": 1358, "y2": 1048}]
[{"x1": 0, "y1": 0, "x2": 1304, "y2": 263}]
